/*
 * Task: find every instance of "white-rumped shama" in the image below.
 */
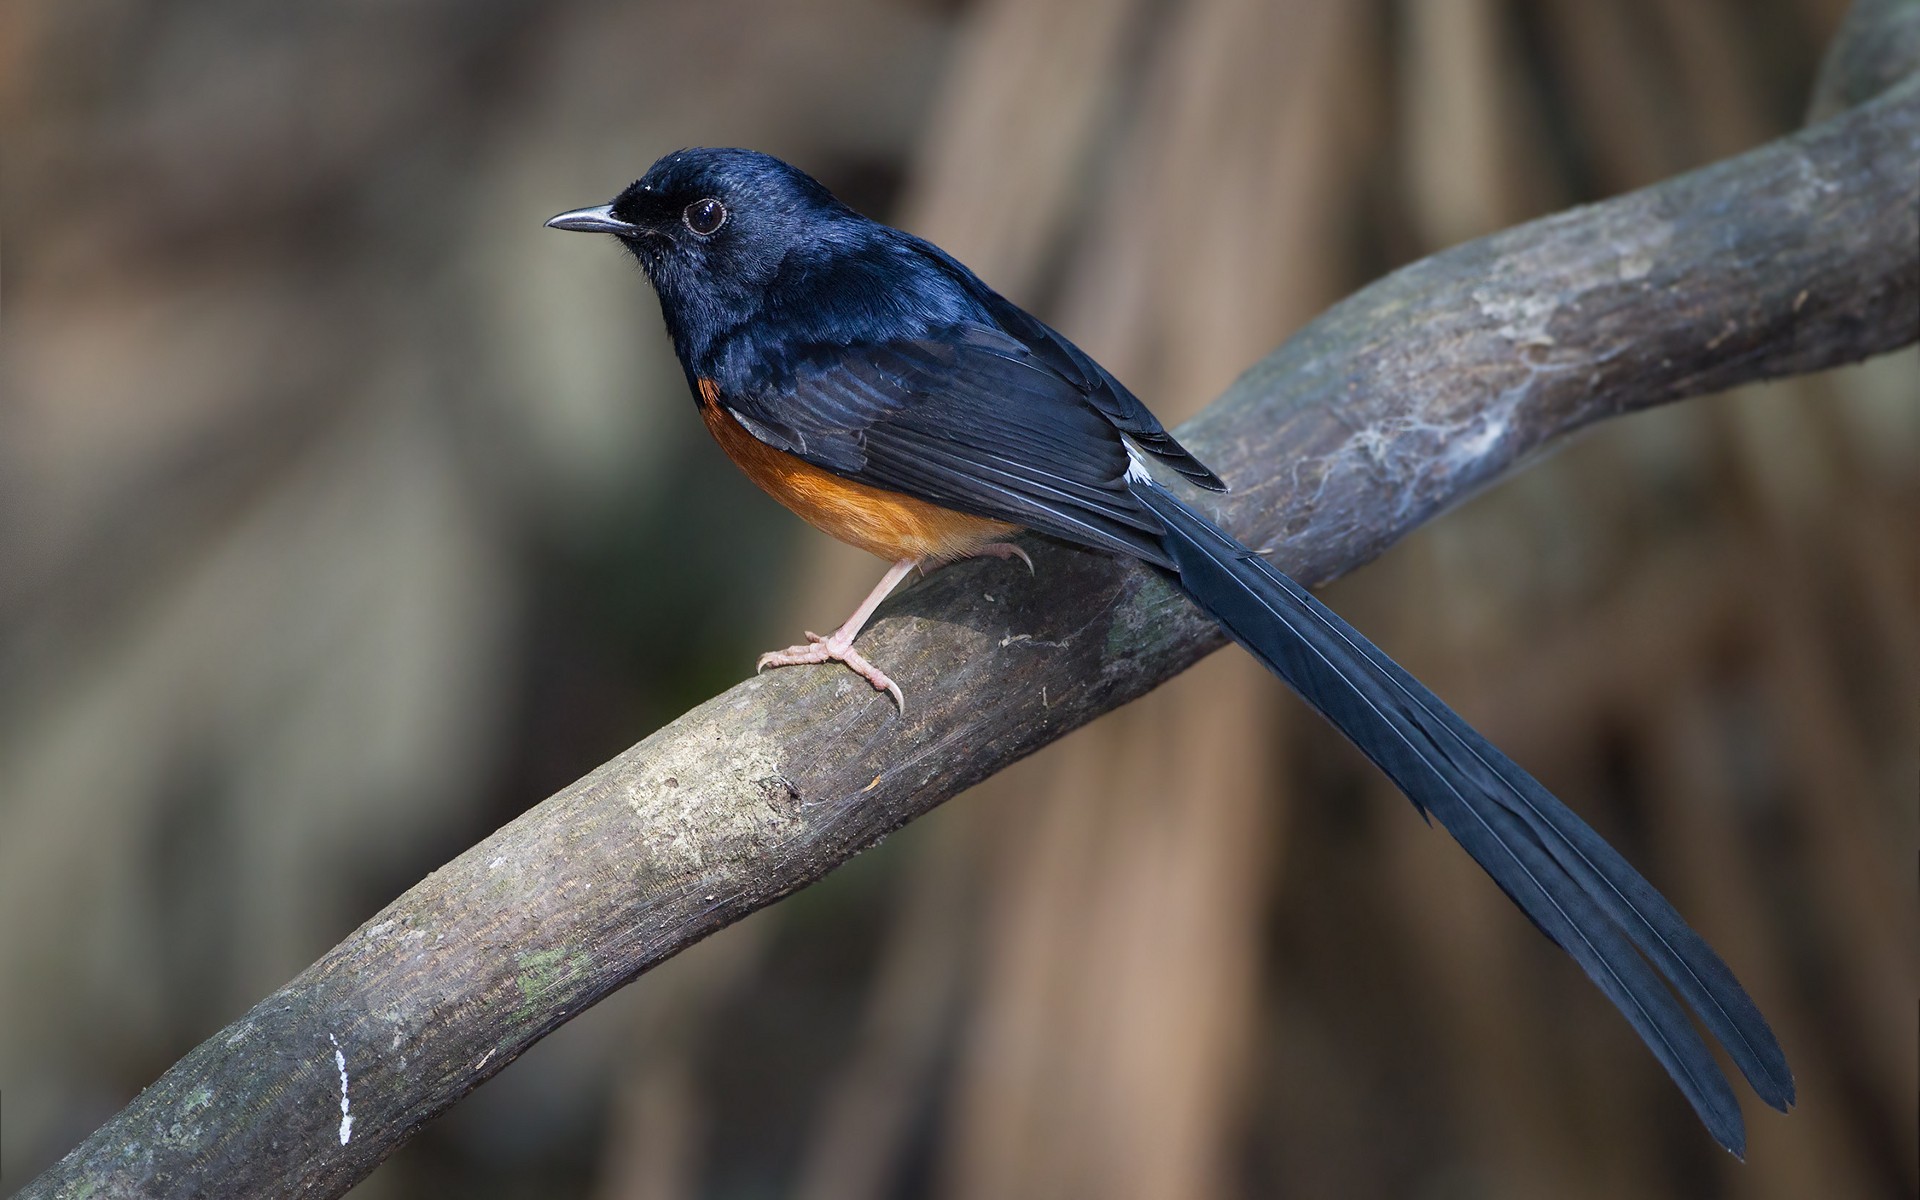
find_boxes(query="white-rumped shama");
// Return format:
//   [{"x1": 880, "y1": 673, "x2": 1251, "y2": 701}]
[{"x1": 547, "y1": 147, "x2": 1792, "y2": 1153}]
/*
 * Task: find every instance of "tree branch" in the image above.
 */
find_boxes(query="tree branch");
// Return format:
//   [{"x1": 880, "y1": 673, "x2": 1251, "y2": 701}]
[{"x1": 24, "y1": 12, "x2": 1919, "y2": 1197}]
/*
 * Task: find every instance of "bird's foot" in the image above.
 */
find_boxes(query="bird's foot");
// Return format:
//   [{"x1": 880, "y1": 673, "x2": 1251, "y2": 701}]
[
  {"x1": 971, "y1": 541, "x2": 1034, "y2": 574},
  {"x1": 757, "y1": 632, "x2": 906, "y2": 713}
]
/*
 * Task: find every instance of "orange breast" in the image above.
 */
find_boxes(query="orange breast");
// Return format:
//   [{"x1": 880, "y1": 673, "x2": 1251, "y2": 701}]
[{"x1": 697, "y1": 379, "x2": 1018, "y2": 562}]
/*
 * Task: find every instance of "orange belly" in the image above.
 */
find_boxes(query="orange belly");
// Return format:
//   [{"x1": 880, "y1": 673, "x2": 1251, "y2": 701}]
[{"x1": 697, "y1": 379, "x2": 1018, "y2": 562}]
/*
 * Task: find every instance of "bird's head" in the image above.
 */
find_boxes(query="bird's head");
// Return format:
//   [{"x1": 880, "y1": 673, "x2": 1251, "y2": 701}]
[
  {"x1": 547, "y1": 148, "x2": 987, "y2": 376},
  {"x1": 546, "y1": 148, "x2": 857, "y2": 326}
]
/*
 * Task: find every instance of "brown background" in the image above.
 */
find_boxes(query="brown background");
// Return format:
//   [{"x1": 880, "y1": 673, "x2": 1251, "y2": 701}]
[{"x1": 2, "y1": 0, "x2": 1914, "y2": 1196}]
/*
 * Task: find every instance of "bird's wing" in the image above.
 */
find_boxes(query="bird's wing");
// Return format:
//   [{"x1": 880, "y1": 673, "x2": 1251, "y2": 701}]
[
  {"x1": 721, "y1": 324, "x2": 1174, "y2": 565},
  {"x1": 899, "y1": 234, "x2": 1227, "y2": 492}
]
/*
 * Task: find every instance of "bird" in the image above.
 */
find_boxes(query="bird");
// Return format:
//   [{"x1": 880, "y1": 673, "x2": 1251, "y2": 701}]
[{"x1": 546, "y1": 147, "x2": 1793, "y2": 1154}]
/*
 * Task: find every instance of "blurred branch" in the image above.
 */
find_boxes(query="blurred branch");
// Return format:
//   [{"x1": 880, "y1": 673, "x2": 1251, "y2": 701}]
[
  {"x1": 23, "y1": 10, "x2": 1919, "y2": 1197},
  {"x1": 1809, "y1": 0, "x2": 1920, "y2": 120}
]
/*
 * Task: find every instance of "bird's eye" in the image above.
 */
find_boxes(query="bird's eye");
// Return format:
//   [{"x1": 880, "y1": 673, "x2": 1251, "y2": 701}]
[{"x1": 683, "y1": 198, "x2": 727, "y2": 236}]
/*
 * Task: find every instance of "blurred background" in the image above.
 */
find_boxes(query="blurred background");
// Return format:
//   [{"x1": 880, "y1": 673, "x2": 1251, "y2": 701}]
[{"x1": 3, "y1": 0, "x2": 1915, "y2": 1196}]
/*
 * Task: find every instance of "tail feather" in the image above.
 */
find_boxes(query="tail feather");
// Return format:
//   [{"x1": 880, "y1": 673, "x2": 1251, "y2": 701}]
[{"x1": 1132, "y1": 480, "x2": 1793, "y2": 1155}]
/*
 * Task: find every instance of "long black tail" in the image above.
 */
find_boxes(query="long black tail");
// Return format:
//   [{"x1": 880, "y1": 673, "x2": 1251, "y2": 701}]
[{"x1": 1131, "y1": 480, "x2": 1794, "y2": 1155}]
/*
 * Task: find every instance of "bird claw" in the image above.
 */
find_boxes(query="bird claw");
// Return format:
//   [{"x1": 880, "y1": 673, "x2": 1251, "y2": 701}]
[
  {"x1": 974, "y1": 542, "x2": 1034, "y2": 575},
  {"x1": 756, "y1": 634, "x2": 906, "y2": 714}
]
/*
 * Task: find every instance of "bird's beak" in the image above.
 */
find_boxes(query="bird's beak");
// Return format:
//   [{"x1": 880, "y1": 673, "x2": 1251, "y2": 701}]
[{"x1": 545, "y1": 204, "x2": 644, "y2": 235}]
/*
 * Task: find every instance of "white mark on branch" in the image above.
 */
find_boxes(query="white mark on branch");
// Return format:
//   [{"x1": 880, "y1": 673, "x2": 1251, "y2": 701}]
[
  {"x1": 1337, "y1": 367, "x2": 1551, "y2": 520},
  {"x1": 1616, "y1": 249, "x2": 1654, "y2": 282},
  {"x1": 1785, "y1": 151, "x2": 1841, "y2": 212},
  {"x1": 999, "y1": 631, "x2": 1069, "y2": 649},
  {"x1": 1350, "y1": 410, "x2": 1510, "y2": 475},
  {"x1": 488, "y1": 856, "x2": 506, "y2": 870},
  {"x1": 1348, "y1": 423, "x2": 1396, "y2": 465},
  {"x1": 327, "y1": 1033, "x2": 353, "y2": 1145},
  {"x1": 1473, "y1": 286, "x2": 1559, "y2": 348},
  {"x1": 1449, "y1": 415, "x2": 1508, "y2": 464},
  {"x1": 475, "y1": 1047, "x2": 496, "y2": 1071},
  {"x1": 1284, "y1": 452, "x2": 1340, "y2": 513}
]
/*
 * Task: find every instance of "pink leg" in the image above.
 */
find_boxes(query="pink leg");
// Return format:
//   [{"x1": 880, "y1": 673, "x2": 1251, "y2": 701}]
[
  {"x1": 757, "y1": 543, "x2": 1035, "y2": 712},
  {"x1": 757, "y1": 557, "x2": 920, "y2": 711}
]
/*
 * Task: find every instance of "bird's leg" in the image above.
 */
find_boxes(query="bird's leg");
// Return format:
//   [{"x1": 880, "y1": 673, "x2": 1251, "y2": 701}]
[
  {"x1": 757, "y1": 544, "x2": 1033, "y2": 711},
  {"x1": 756, "y1": 557, "x2": 920, "y2": 711}
]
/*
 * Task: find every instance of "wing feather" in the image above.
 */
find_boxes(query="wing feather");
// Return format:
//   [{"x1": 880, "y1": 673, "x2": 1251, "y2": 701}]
[{"x1": 724, "y1": 326, "x2": 1175, "y2": 565}]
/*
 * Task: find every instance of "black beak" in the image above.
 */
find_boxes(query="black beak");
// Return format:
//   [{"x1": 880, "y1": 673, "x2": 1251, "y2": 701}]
[{"x1": 545, "y1": 204, "x2": 644, "y2": 235}]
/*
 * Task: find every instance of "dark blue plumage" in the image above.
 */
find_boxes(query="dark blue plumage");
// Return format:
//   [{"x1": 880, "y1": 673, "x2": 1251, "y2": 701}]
[{"x1": 547, "y1": 147, "x2": 1793, "y2": 1154}]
